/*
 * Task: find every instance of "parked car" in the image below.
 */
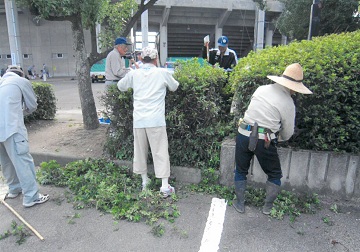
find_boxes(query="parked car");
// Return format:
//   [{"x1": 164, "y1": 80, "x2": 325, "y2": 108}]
[{"x1": 90, "y1": 59, "x2": 106, "y2": 83}]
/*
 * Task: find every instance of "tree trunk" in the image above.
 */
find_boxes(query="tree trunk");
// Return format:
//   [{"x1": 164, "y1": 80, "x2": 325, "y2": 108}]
[{"x1": 71, "y1": 17, "x2": 99, "y2": 130}]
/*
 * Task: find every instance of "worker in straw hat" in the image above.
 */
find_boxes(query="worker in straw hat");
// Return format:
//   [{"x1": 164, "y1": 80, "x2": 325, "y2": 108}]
[{"x1": 233, "y1": 63, "x2": 312, "y2": 215}]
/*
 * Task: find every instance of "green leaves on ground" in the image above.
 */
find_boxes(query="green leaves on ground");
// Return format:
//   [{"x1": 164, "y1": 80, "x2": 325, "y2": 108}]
[
  {"x1": 0, "y1": 221, "x2": 31, "y2": 245},
  {"x1": 37, "y1": 159, "x2": 180, "y2": 236},
  {"x1": 242, "y1": 186, "x2": 321, "y2": 221}
]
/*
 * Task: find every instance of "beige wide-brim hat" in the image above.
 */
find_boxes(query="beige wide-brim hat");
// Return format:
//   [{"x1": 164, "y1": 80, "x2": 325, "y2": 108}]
[{"x1": 267, "y1": 63, "x2": 313, "y2": 94}]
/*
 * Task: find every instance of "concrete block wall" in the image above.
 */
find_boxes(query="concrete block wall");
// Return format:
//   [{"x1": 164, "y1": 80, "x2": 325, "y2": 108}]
[{"x1": 220, "y1": 138, "x2": 360, "y2": 199}]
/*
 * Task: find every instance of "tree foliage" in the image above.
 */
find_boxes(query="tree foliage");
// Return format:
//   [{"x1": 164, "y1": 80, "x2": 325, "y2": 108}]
[
  {"x1": 99, "y1": 1, "x2": 138, "y2": 50},
  {"x1": 276, "y1": 0, "x2": 360, "y2": 40},
  {"x1": 16, "y1": 0, "x2": 157, "y2": 129}
]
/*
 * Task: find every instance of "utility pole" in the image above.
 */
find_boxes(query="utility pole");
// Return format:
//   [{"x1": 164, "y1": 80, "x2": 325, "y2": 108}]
[
  {"x1": 141, "y1": 0, "x2": 149, "y2": 48},
  {"x1": 4, "y1": 0, "x2": 23, "y2": 67},
  {"x1": 308, "y1": 0, "x2": 322, "y2": 40}
]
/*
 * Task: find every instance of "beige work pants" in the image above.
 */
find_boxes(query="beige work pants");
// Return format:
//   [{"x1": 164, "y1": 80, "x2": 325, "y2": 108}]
[{"x1": 133, "y1": 127, "x2": 170, "y2": 178}]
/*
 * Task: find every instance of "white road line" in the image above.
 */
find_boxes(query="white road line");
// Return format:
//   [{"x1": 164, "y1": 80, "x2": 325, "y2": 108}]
[{"x1": 198, "y1": 197, "x2": 227, "y2": 252}]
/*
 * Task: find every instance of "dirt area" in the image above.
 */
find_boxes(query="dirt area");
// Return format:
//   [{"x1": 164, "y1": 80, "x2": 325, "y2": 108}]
[{"x1": 27, "y1": 119, "x2": 109, "y2": 159}]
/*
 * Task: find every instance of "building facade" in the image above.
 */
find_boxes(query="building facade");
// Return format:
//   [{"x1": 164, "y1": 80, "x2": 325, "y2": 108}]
[{"x1": 0, "y1": 0, "x2": 284, "y2": 77}]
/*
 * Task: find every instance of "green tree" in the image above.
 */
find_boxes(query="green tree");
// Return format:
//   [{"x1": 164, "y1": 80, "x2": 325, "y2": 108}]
[
  {"x1": 16, "y1": 0, "x2": 158, "y2": 129},
  {"x1": 276, "y1": 0, "x2": 360, "y2": 40}
]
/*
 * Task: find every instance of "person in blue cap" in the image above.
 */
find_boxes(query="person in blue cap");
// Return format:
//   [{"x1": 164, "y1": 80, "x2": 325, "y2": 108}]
[
  {"x1": 105, "y1": 37, "x2": 133, "y2": 85},
  {"x1": 202, "y1": 35, "x2": 238, "y2": 72}
]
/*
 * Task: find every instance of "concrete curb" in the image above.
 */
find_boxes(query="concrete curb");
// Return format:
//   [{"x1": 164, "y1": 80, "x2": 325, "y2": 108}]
[
  {"x1": 219, "y1": 138, "x2": 360, "y2": 199},
  {"x1": 31, "y1": 152, "x2": 201, "y2": 185}
]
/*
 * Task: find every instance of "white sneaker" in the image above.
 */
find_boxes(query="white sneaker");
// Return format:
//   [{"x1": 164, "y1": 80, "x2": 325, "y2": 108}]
[
  {"x1": 160, "y1": 185, "x2": 175, "y2": 198},
  {"x1": 23, "y1": 193, "x2": 50, "y2": 207},
  {"x1": 5, "y1": 192, "x2": 21, "y2": 199}
]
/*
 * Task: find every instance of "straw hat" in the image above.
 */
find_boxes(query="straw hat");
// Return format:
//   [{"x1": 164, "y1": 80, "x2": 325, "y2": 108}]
[{"x1": 267, "y1": 63, "x2": 312, "y2": 94}]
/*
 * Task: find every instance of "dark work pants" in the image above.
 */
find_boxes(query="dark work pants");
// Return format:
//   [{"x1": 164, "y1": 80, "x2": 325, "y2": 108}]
[{"x1": 235, "y1": 133, "x2": 282, "y2": 185}]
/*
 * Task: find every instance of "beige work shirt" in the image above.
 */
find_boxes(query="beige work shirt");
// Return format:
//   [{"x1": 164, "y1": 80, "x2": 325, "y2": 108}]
[
  {"x1": 239, "y1": 83, "x2": 295, "y2": 142},
  {"x1": 105, "y1": 48, "x2": 130, "y2": 81}
]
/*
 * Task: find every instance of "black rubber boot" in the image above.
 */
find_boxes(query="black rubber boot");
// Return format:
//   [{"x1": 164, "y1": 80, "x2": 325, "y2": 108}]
[
  {"x1": 233, "y1": 180, "x2": 247, "y2": 213},
  {"x1": 262, "y1": 181, "x2": 280, "y2": 215}
]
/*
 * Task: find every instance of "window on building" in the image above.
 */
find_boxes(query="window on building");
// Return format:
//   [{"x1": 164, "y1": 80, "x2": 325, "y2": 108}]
[
  {"x1": 52, "y1": 53, "x2": 64, "y2": 59},
  {"x1": 6, "y1": 54, "x2": 11, "y2": 59},
  {"x1": 23, "y1": 54, "x2": 30, "y2": 59}
]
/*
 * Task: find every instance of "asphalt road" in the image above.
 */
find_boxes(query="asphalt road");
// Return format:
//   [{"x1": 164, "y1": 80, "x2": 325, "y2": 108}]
[
  {"x1": 0, "y1": 77, "x2": 359, "y2": 252},
  {"x1": 45, "y1": 77, "x2": 107, "y2": 122}
]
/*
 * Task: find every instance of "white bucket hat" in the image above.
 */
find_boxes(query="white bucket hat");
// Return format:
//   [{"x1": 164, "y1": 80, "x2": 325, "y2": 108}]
[{"x1": 267, "y1": 63, "x2": 313, "y2": 94}]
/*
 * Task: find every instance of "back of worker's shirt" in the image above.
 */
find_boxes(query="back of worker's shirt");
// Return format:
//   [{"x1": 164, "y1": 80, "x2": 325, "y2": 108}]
[{"x1": 117, "y1": 63, "x2": 179, "y2": 128}]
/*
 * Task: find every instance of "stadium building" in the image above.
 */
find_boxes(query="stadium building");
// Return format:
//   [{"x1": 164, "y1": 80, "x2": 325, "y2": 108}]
[{"x1": 0, "y1": 0, "x2": 285, "y2": 76}]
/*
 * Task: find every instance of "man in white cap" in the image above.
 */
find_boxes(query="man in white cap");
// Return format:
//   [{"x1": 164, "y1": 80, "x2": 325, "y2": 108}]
[
  {"x1": 105, "y1": 37, "x2": 133, "y2": 85},
  {"x1": 233, "y1": 63, "x2": 312, "y2": 214},
  {"x1": 202, "y1": 35, "x2": 238, "y2": 72},
  {"x1": 117, "y1": 47, "x2": 179, "y2": 198},
  {"x1": 0, "y1": 65, "x2": 49, "y2": 207}
]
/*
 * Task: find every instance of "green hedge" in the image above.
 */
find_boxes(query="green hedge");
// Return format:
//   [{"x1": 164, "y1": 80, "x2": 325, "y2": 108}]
[
  {"x1": 165, "y1": 59, "x2": 233, "y2": 167},
  {"x1": 229, "y1": 30, "x2": 360, "y2": 153},
  {"x1": 102, "y1": 59, "x2": 234, "y2": 168},
  {"x1": 25, "y1": 82, "x2": 56, "y2": 122}
]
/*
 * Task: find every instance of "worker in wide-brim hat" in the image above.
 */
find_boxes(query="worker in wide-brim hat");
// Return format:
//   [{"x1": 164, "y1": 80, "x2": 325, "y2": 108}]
[{"x1": 233, "y1": 63, "x2": 312, "y2": 215}]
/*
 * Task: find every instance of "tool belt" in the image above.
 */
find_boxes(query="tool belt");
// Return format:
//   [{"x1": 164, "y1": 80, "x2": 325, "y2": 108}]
[
  {"x1": 239, "y1": 122, "x2": 273, "y2": 134},
  {"x1": 238, "y1": 120, "x2": 276, "y2": 150}
]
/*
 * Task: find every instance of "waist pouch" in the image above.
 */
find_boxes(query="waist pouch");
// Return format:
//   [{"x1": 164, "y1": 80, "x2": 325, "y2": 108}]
[{"x1": 248, "y1": 122, "x2": 258, "y2": 151}]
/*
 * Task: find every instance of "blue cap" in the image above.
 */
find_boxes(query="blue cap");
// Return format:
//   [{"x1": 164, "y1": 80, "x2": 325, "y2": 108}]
[
  {"x1": 217, "y1": 36, "x2": 229, "y2": 47},
  {"x1": 114, "y1": 37, "x2": 132, "y2": 45}
]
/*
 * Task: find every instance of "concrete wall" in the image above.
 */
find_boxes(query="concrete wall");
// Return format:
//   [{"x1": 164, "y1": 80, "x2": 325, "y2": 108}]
[
  {"x1": 220, "y1": 138, "x2": 360, "y2": 199},
  {"x1": 0, "y1": 12, "x2": 91, "y2": 77}
]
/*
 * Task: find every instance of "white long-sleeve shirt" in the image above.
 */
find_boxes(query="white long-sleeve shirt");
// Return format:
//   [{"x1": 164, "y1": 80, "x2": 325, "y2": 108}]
[
  {"x1": 239, "y1": 83, "x2": 295, "y2": 141},
  {"x1": 117, "y1": 63, "x2": 179, "y2": 128},
  {"x1": 0, "y1": 72, "x2": 37, "y2": 141}
]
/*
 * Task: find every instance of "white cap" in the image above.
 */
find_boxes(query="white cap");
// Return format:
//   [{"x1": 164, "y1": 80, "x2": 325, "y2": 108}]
[{"x1": 141, "y1": 47, "x2": 158, "y2": 60}]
